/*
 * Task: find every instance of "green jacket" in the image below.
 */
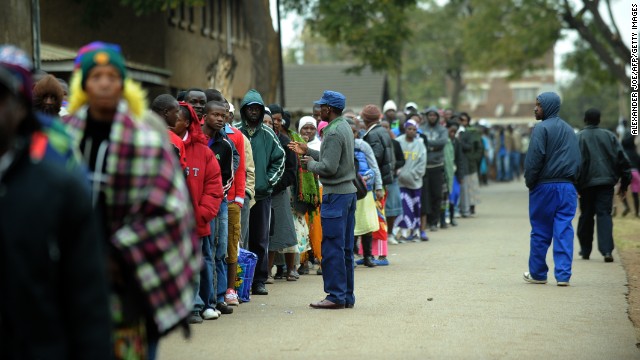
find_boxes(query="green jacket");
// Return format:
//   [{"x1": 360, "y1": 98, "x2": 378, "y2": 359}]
[{"x1": 236, "y1": 89, "x2": 285, "y2": 200}]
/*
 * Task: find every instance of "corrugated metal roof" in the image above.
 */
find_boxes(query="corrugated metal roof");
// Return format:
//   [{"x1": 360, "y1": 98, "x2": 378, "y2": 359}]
[{"x1": 284, "y1": 64, "x2": 385, "y2": 113}]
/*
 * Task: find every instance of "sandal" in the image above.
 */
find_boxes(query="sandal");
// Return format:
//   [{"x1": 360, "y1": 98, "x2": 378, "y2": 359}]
[{"x1": 286, "y1": 272, "x2": 297, "y2": 281}]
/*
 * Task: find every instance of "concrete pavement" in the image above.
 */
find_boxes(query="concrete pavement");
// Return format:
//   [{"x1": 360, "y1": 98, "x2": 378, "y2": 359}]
[{"x1": 158, "y1": 180, "x2": 639, "y2": 359}]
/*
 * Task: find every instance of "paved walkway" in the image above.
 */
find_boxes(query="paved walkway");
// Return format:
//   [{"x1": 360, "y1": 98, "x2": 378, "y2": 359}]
[{"x1": 159, "y1": 180, "x2": 639, "y2": 359}]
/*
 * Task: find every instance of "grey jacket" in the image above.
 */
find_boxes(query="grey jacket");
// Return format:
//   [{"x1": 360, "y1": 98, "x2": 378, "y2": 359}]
[
  {"x1": 419, "y1": 108, "x2": 448, "y2": 167},
  {"x1": 307, "y1": 117, "x2": 356, "y2": 194},
  {"x1": 396, "y1": 135, "x2": 427, "y2": 189}
]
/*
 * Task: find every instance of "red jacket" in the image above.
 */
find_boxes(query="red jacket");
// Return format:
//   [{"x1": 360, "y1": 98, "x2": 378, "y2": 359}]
[
  {"x1": 168, "y1": 130, "x2": 187, "y2": 170},
  {"x1": 180, "y1": 104, "x2": 223, "y2": 237},
  {"x1": 225, "y1": 125, "x2": 246, "y2": 206}
]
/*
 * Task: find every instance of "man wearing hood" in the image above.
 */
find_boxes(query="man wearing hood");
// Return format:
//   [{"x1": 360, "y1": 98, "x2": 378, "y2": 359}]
[
  {"x1": 523, "y1": 92, "x2": 580, "y2": 287},
  {"x1": 419, "y1": 107, "x2": 449, "y2": 234},
  {"x1": 236, "y1": 89, "x2": 285, "y2": 296}
]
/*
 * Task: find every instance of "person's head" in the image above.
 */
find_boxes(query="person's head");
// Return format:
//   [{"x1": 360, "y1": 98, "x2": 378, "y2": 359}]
[
  {"x1": 204, "y1": 88, "x2": 224, "y2": 103},
  {"x1": 227, "y1": 103, "x2": 235, "y2": 124},
  {"x1": 447, "y1": 121, "x2": 459, "y2": 140},
  {"x1": 263, "y1": 112, "x2": 273, "y2": 128},
  {"x1": 534, "y1": 92, "x2": 561, "y2": 121},
  {"x1": 268, "y1": 103, "x2": 284, "y2": 132},
  {"x1": 380, "y1": 120, "x2": 396, "y2": 138},
  {"x1": 312, "y1": 104, "x2": 322, "y2": 124},
  {"x1": 298, "y1": 115, "x2": 317, "y2": 142},
  {"x1": 404, "y1": 102, "x2": 418, "y2": 115},
  {"x1": 443, "y1": 108, "x2": 454, "y2": 121},
  {"x1": 349, "y1": 120, "x2": 359, "y2": 139},
  {"x1": 282, "y1": 110, "x2": 291, "y2": 131},
  {"x1": 314, "y1": 90, "x2": 345, "y2": 122},
  {"x1": 176, "y1": 90, "x2": 186, "y2": 101},
  {"x1": 151, "y1": 94, "x2": 180, "y2": 128},
  {"x1": 185, "y1": 88, "x2": 207, "y2": 119},
  {"x1": 584, "y1": 108, "x2": 601, "y2": 126},
  {"x1": 33, "y1": 74, "x2": 64, "y2": 116},
  {"x1": 69, "y1": 42, "x2": 147, "y2": 119},
  {"x1": 459, "y1": 112, "x2": 471, "y2": 127},
  {"x1": 174, "y1": 102, "x2": 196, "y2": 138},
  {"x1": 57, "y1": 78, "x2": 68, "y2": 100},
  {"x1": 360, "y1": 104, "x2": 382, "y2": 126},
  {"x1": 205, "y1": 100, "x2": 227, "y2": 132},
  {"x1": 423, "y1": 107, "x2": 440, "y2": 126},
  {"x1": 383, "y1": 100, "x2": 397, "y2": 120},
  {"x1": 404, "y1": 119, "x2": 418, "y2": 140},
  {"x1": 240, "y1": 89, "x2": 265, "y2": 126},
  {"x1": 409, "y1": 112, "x2": 422, "y2": 125}
]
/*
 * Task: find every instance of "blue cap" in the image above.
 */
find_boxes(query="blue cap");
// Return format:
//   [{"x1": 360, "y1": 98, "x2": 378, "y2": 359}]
[{"x1": 314, "y1": 90, "x2": 345, "y2": 110}]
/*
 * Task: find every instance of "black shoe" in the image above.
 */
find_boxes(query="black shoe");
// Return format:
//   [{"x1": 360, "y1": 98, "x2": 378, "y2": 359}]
[
  {"x1": 274, "y1": 266, "x2": 284, "y2": 280},
  {"x1": 604, "y1": 253, "x2": 614, "y2": 263},
  {"x1": 429, "y1": 225, "x2": 438, "y2": 232},
  {"x1": 363, "y1": 256, "x2": 377, "y2": 268},
  {"x1": 579, "y1": 250, "x2": 589, "y2": 260},
  {"x1": 187, "y1": 311, "x2": 203, "y2": 324},
  {"x1": 252, "y1": 284, "x2": 268, "y2": 295},
  {"x1": 316, "y1": 267, "x2": 323, "y2": 275},
  {"x1": 298, "y1": 264, "x2": 309, "y2": 275},
  {"x1": 450, "y1": 218, "x2": 458, "y2": 226},
  {"x1": 216, "y1": 302, "x2": 234, "y2": 314},
  {"x1": 345, "y1": 303, "x2": 355, "y2": 309}
]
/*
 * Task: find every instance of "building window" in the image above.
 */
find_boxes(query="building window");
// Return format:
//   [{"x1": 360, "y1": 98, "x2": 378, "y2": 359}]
[
  {"x1": 464, "y1": 88, "x2": 488, "y2": 105},
  {"x1": 513, "y1": 88, "x2": 538, "y2": 104}
]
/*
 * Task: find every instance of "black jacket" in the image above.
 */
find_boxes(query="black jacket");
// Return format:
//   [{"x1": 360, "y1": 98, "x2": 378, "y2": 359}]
[
  {"x1": 272, "y1": 132, "x2": 297, "y2": 195},
  {"x1": 622, "y1": 132, "x2": 640, "y2": 170},
  {"x1": 391, "y1": 138, "x2": 405, "y2": 177},
  {"x1": 459, "y1": 127, "x2": 483, "y2": 174},
  {"x1": 363, "y1": 124, "x2": 395, "y2": 185},
  {"x1": 0, "y1": 140, "x2": 111, "y2": 360},
  {"x1": 576, "y1": 125, "x2": 631, "y2": 191}
]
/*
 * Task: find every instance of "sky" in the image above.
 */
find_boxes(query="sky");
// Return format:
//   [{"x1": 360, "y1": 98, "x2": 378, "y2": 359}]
[{"x1": 270, "y1": 0, "x2": 637, "y2": 85}]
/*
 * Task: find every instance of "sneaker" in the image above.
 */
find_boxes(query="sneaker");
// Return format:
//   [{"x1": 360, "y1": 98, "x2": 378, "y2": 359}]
[
  {"x1": 265, "y1": 275, "x2": 274, "y2": 284},
  {"x1": 523, "y1": 272, "x2": 547, "y2": 284},
  {"x1": 225, "y1": 289, "x2": 240, "y2": 306},
  {"x1": 216, "y1": 302, "x2": 234, "y2": 314},
  {"x1": 375, "y1": 257, "x2": 389, "y2": 266},
  {"x1": 355, "y1": 257, "x2": 365, "y2": 265},
  {"x1": 420, "y1": 231, "x2": 429, "y2": 242},
  {"x1": 202, "y1": 308, "x2": 219, "y2": 320},
  {"x1": 429, "y1": 225, "x2": 438, "y2": 232},
  {"x1": 188, "y1": 311, "x2": 203, "y2": 324},
  {"x1": 557, "y1": 281, "x2": 570, "y2": 287},
  {"x1": 387, "y1": 234, "x2": 399, "y2": 245}
]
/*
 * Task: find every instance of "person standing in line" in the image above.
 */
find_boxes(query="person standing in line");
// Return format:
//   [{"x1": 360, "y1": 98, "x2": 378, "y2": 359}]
[
  {"x1": 150, "y1": 94, "x2": 187, "y2": 171},
  {"x1": 621, "y1": 130, "x2": 640, "y2": 218},
  {"x1": 236, "y1": 89, "x2": 285, "y2": 296},
  {"x1": 394, "y1": 120, "x2": 427, "y2": 241},
  {"x1": 523, "y1": 92, "x2": 581, "y2": 287},
  {"x1": 576, "y1": 108, "x2": 631, "y2": 262},
  {"x1": 419, "y1": 107, "x2": 449, "y2": 234},
  {"x1": 380, "y1": 120, "x2": 405, "y2": 244},
  {"x1": 289, "y1": 90, "x2": 356, "y2": 309},
  {"x1": 458, "y1": 112, "x2": 483, "y2": 217}
]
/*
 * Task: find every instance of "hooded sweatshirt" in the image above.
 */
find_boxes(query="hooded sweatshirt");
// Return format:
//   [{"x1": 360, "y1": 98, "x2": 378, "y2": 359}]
[
  {"x1": 396, "y1": 134, "x2": 427, "y2": 189},
  {"x1": 524, "y1": 92, "x2": 581, "y2": 189},
  {"x1": 236, "y1": 89, "x2": 285, "y2": 200},
  {"x1": 418, "y1": 107, "x2": 448, "y2": 167}
]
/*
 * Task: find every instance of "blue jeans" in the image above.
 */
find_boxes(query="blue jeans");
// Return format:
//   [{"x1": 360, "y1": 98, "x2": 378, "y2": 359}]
[
  {"x1": 497, "y1": 152, "x2": 511, "y2": 181},
  {"x1": 528, "y1": 183, "x2": 577, "y2": 282},
  {"x1": 210, "y1": 199, "x2": 228, "y2": 305},
  {"x1": 320, "y1": 192, "x2": 357, "y2": 305},
  {"x1": 194, "y1": 235, "x2": 213, "y2": 311},
  {"x1": 510, "y1": 151, "x2": 521, "y2": 179}
]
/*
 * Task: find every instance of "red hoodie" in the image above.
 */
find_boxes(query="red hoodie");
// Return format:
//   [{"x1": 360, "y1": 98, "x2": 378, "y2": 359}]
[
  {"x1": 225, "y1": 125, "x2": 246, "y2": 206},
  {"x1": 179, "y1": 102, "x2": 223, "y2": 237},
  {"x1": 168, "y1": 130, "x2": 187, "y2": 170}
]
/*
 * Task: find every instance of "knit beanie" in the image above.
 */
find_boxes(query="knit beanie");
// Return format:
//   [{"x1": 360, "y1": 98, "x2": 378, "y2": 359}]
[
  {"x1": 383, "y1": 100, "x2": 397, "y2": 113},
  {"x1": 360, "y1": 104, "x2": 381, "y2": 122},
  {"x1": 75, "y1": 41, "x2": 126, "y2": 89}
]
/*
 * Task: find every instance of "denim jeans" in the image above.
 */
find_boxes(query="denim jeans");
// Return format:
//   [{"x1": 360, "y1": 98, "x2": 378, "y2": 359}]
[
  {"x1": 194, "y1": 235, "x2": 213, "y2": 311},
  {"x1": 210, "y1": 199, "x2": 228, "y2": 305}
]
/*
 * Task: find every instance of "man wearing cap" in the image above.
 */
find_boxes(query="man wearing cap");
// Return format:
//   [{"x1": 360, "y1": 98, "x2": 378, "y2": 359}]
[
  {"x1": 64, "y1": 41, "x2": 198, "y2": 358},
  {"x1": 289, "y1": 90, "x2": 357, "y2": 309},
  {"x1": 236, "y1": 89, "x2": 285, "y2": 296},
  {"x1": 383, "y1": 99, "x2": 401, "y2": 136},
  {"x1": 0, "y1": 44, "x2": 111, "y2": 360}
]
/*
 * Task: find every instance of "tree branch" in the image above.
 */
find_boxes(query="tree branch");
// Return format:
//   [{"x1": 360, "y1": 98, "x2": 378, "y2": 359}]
[
  {"x1": 582, "y1": 0, "x2": 631, "y2": 65},
  {"x1": 563, "y1": 0, "x2": 630, "y2": 86}
]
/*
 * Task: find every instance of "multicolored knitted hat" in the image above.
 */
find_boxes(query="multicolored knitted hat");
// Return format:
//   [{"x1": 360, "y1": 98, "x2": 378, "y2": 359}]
[{"x1": 74, "y1": 41, "x2": 126, "y2": 88}]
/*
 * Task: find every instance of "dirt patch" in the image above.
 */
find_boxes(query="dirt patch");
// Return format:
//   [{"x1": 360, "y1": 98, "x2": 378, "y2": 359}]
[{"x1": 613, "y1": 213, "x2": 640, "y2": 347}]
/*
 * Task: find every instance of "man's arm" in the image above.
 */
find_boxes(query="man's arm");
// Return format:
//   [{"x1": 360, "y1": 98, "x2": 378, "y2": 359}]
[
  {"x1": 307, "y1": 132, "x2": 343, "y2": 177},
  {"x1": 265, "y1": 128, "x2": 286, "y2": 188},
  {"x1": 524, "y1": 126, "x2": 546, "y2": 189},
  {"x1": 427, "y1": 127, "x2": 448, "y2": 151}
]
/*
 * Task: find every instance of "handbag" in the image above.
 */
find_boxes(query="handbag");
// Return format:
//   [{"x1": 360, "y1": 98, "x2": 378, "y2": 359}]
[{"x1": 353, "y1": 156, "x2": 368, "y2": 200}]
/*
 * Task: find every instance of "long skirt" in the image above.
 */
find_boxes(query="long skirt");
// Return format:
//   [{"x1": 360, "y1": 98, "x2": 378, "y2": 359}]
[
  {"x1": 384, "y1": 180, "x2": 402, "y2": 217},
  {"x1": 394, "y1": 187, "x2": 421, "y2": 238},
  {"x1": 372, "y1": 193, "x2": 388, "y2": 256},
  {"x1": 268, "y1": 188, "x2": 297, "y2": 251},
  {"x1": 306, "y1": 186, "x2": 323, "y2": 261}
]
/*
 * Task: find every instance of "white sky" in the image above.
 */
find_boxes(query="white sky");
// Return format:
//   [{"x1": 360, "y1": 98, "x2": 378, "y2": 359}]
[{"x1": 270, "y1": 0, "x2": 637, "y2": 85}]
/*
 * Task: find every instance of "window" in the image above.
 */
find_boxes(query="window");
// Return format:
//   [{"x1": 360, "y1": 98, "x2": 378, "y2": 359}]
[
  {"x1": 513, "y1": 88, "x2": 538, "y2": 104},
  {"x1": 464, "y1": 88, "x2": 488, "y2": 105}
]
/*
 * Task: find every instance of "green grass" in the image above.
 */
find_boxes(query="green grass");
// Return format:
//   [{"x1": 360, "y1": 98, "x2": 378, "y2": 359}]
[{"x1": 613, "y1": 217, "x2": 640, "y2": 251}]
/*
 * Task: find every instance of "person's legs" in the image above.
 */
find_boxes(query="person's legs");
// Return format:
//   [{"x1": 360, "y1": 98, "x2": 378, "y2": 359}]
[
  {"x1": 634, "y1": 192, "x2": 640, "y2": 217},
  {"x1": 428, "y1": 166, "x2": 444, "y2": 227},
  {"x1": 249, "y1": 197, "x2": 272, "y2": 291},
  {"x1": 344, "y1": 193, "x2": 357, "y2": 305},
  {"x1": 420, "y1": 175, "x2": 430, "y2": 231},
  {"x1": 320, "y1": 193, "x2": 353, "y2": 304},
  {"x1": 594, "y1": 185, "x2": 614, "y2": 257},
  {"x1": 240, "y1": 199, "x2": 251, "y2": 249},
  {"x1": 213, "y1": 200, "x2": 229, "y2": 305},
  {"x1": 460, "y1": 174, "x2": 471, "y2": 216},
  {"x1": 577, "y1": 188, "x2": 596, "y2": 258},
  {"x1": 528, "y1": 184, "x2": 555, "y2": 280},
  {"x1": 361, "y1": 233, "x2": 375, "y2": 267},
  {"x1": 226, "y1": 202, "x2": 241, "y2": 304},
  {"x1": 552, "y1": 183, "x2": 577, "y2": 282},
  {"x1": 195, "y1": 236, "x2": 211, "y2": 311}
]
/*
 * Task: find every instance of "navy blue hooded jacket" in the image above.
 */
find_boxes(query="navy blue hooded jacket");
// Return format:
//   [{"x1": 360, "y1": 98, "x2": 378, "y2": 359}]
[{"x1": 524, "y1": 92, "x2": 581, "y2": 189}]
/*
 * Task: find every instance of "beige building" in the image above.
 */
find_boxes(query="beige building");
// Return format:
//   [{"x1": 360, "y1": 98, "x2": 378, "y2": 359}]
[
  {"x1": 458, "y1": 51, "x2": 557, "y2": 125},
  {"x1": 5, "y1": 0, "x2": 280, "y2": 106}
]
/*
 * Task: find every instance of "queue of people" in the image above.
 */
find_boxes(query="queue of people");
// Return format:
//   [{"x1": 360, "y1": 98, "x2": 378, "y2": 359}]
[{"x1": 2, "y1": 40, "x2": 639, "y2": 359}]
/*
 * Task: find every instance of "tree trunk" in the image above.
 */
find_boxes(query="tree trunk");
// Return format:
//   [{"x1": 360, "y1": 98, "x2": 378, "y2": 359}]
[{"x1": 448, "y1": 69, "x2": 464, "y2": 111}]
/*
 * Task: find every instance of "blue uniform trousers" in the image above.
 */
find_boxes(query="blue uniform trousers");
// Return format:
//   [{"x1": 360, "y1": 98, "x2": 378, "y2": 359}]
[
  {"x1": 321, "y1": 192, "x2": 357, "y2": 305},
  {"x1": 528, "y1": 182, "x2": 577, "y2": 282}
]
